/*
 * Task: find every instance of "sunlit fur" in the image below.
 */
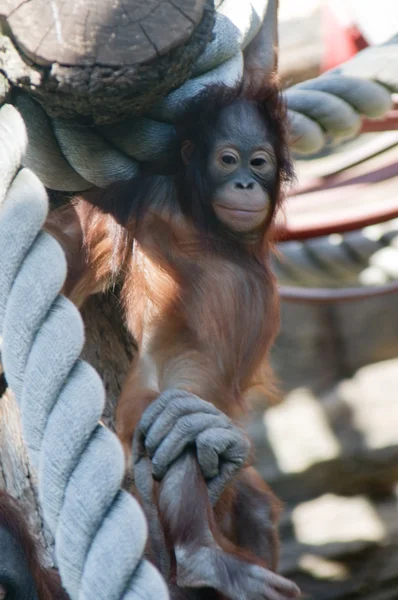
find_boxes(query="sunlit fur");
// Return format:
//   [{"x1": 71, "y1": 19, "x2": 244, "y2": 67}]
[
  {"x1": 44, "y1": 81, "x2": 297, "y2": 600},
  {"x1": 174, "y1": 82, "x2": 293, "y2": 235}
]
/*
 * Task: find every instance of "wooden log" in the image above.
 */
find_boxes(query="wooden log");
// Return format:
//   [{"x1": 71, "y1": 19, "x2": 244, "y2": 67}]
[
  {"x1": 0, "y1": 0, "x2": 215, "y2": 123},
  {"x1": 2, "y1": 0, "x2": 208, "y2": 67},
  {"x1": 80, "y1": 291, "x2": 136, "y2": 431},
  {"x1": 0, "y1": 390, "x2": 54, "y2": 564}
]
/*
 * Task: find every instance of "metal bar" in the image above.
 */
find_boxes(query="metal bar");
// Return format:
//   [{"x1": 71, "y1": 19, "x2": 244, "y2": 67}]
[
  {"x1": 361, "y1": 110, "x2": 398, "y2": 133},
  {"x1": 279, "y1": 281, "x2": 398, "y2": 303},
  {"x1": 274, "y1": 205, "x2": 398, "y2": 242}
]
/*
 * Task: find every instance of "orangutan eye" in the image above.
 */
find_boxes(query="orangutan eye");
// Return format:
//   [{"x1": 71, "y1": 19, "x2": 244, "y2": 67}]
[
  {"x1": 251, "y1": 157, "x2": 267, "y2": 167},
  {"x1": 221, "y1": 154, "x2": 238, "y2": 165},
  {"x1": 250, "y1": 151, "x2": 274, "y2": 172}
]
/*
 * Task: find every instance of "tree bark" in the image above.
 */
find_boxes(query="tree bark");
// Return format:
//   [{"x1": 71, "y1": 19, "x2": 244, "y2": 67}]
[{"x1": 0, "y1": 389, "x2": 55, "y2": 563}]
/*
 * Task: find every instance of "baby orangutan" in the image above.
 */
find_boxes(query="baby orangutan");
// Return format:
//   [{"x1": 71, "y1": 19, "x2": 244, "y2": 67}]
[{"x1": 45, "y1": 83, "x2": 299, "y2": 600}]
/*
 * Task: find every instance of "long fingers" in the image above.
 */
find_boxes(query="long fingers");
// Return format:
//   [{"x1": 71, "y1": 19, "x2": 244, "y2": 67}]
[
  {"x1": 132, "y1": 391, "x2": 217, "y2": 465},
  {"x1": 139, "y1": 390, "x2": 220, "y2": 439},
  {"x1": 133, "y1": 391, "x2": 250, "y2": 501},
  {"x1": 197, "y1": 427, "x2": 250, "y2": 503},
  {"x1": 150, "y1": 413, "x2": 231, "y2": 480}
]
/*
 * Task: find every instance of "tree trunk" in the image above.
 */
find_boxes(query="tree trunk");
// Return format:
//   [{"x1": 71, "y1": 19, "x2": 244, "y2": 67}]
[{"x1": 0, "y1": 390, "x2": 54, "y2": 561}]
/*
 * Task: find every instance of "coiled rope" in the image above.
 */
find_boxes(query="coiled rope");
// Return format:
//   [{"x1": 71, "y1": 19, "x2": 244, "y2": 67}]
[
  {"x1": 0, "y1": 104, "x2": 169, "y2": 600},
  {"x1": 0, "y1": 105, "x2": 252, "y2": 598},
  {"x1": 0, "y1": 6, "x2": 278, "y2": 597},
  {"x1": 274, "y1": 218, "x2": 398, "y2": 302},
  {"x1": 1, "y1": 5, "x2": 396, "y2": 191}
]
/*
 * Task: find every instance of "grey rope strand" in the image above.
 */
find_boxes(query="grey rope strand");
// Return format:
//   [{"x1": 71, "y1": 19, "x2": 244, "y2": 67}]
[
  {"x1": 7, "y1": 31, "x2": 397, "y2": 189},
  {"x1": 0, "y1": 104, "x2": 169, "y2": 600}
]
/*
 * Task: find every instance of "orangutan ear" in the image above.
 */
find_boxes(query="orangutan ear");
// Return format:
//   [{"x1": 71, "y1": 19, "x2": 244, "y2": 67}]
[{"x1": 181, "y1": 140, "x2": 195, "y2": 165}]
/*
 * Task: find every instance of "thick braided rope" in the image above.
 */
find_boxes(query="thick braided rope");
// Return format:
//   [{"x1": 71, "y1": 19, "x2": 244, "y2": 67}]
[
  {"x1": 0, "y1": 104, "x2": 169, "y2": 600},
  {"x1": 4, "y1": 0, "x2": 272, "y2": 191},
  {"x1": 2, "y1": 15, "x2": 396, "y2": 190},
  {"x1": 273, "y1": 219, "x2": 398, "y2": 288},
  {"x1": 286, "y1": 35, "x2": 398, "y2": 154}
]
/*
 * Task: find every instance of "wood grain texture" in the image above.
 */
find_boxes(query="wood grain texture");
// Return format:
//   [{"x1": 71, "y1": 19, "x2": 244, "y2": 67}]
[
  {"x1": 2, "y1": 0, "x2": 206, "y2": 66},
  {"x1": 0, "y1": 390, "x2": 54, "y2": 565},
  {"x1": 80, "y1": 291, "x2": 136, "y2": 432},
  {"x1": 0, "y1": 0, "x2": 215, "y2": 122}
]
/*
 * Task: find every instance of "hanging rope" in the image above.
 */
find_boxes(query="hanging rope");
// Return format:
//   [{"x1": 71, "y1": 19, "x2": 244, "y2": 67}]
[
  {"x1": 285, "y1": 34, "x2": 398, "y2": 154},
  {"x1": 0, "y1": 103, "x2": 169, "y2": 600},
  {"x1": 0, "y1": 5, "x2": 275, "y2": 597},
  {"x1": 0, "y1": 102, "x2": 252, "y2": 598},
  {"x1": 3, "y1": 20, "x2": 396, "y2": 190},
  {"x1": 4, "y1": 0, "x2": 273, "y2": 191},
  {"x1": 273, "y1": 218, "x2": 398, "y2": 302}
]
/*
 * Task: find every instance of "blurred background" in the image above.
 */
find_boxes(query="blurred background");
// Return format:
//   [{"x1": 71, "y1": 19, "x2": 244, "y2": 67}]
[{"x1": 246, "y1": 1, "x2": 398, "y2": 598}]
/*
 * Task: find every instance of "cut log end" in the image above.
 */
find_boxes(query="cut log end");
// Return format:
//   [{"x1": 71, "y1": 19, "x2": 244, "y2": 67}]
[
  {"x1": 2, "y1": 0, "x2": 208, "y2": 66},
  {"x1": 1, "y1": 0, "x2": 215, "y2": 123}
]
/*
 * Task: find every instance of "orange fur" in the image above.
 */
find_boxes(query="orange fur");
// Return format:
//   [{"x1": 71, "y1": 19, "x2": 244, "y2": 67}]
[
  {"x1": 116, "y1": 207, "x2": 280, "y2": 453},
  {"x1": 43, "y1": 84, "x2": 296, "y2": 599},
  {"x1": 46, "y1": 198, "x2": 280, "y2": 451}
]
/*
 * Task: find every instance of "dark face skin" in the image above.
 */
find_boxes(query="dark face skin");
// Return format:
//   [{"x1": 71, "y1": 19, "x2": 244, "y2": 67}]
[{"x1": 206, "y1": 101, "x2": 277, "y2": 233}]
